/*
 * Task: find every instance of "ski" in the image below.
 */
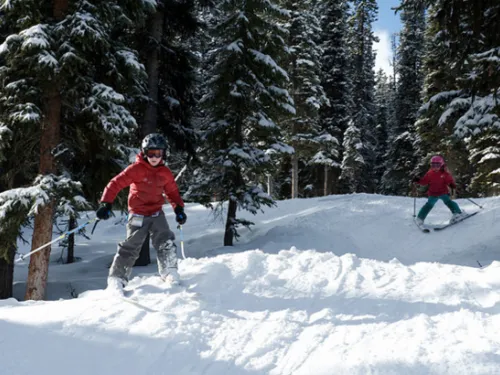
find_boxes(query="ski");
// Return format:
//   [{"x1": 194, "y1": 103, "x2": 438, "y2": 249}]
[
  {"x1": 434, "y1": 211, "x2": 479, "y2": 231},
  {"x1": 120, "y1": 295, "x2": 158, "y2": 312},
  {"x1": 115, "y1": 279, "x2": 187, "y2": 312},
  {"x1": 414, "y1": 219, "x2": 430, "y2": 233}
]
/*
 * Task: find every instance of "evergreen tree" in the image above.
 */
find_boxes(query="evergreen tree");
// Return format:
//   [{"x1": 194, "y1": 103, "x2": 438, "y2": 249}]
[
  {"x1": 416, "y1": 1, "x2": 499, "y2": 195},
  {"x1": 187, "y1": 0, "x2": 294, "y2": 246},
  {"x1": 414, "y1": 1, "x2": 475, "y2": 186},
  {"x1": 469, "y1": 130, "x2": 500, "y2": 196},
  {"x1": 155, "y1": 0, "x2": 199, "y2": 155},
  {"x1": 447, "y1": 5, "x2": 500, "y2": 195},
  {"x1": 380, "y1": 2, "x2": 425, "y2": 195},
  {"x1": 0, "y1": 0, "x2": 150, "y2": 299},
  {"x1": 132, "y1": 0, "x2": 199, "y2": 266},
  {"x1": 339, "y1": 120, "x2": 365, "y2": 192},
  {"x1": 319, "y1": 0, "x2": 351, "y2": 194},
  {"x1": 341, "y1": 0, "x2": 378, "y2": 192},
  {"x1": 285, "y1": 0, "x2": 329, "y2": 198},
  {"x1": 373, "y1": 69, "x2": 390, "y2": 189}
]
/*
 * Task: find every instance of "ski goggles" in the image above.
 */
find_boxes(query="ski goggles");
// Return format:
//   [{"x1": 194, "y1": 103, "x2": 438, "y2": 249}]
[
  {"x1": 431, "y1": 162, "x2": 442, "y2": 168},
  {"x1": 146, "y1": 149, "x2": 163, "y2": 158}
]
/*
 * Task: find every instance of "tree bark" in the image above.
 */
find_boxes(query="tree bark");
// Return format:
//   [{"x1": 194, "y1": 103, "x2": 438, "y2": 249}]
[
  {"x1": 224, "y1": 164, "x2": 244, "y2": 247},
  {"x1": 324, "y1": 165, "x2": 330, "y2": 196},
  {"x1": 224, "y1": 198, "x2": 237, "y2": 246},
  {"x1": 25, "y1": 87, "x2": 61, "y2": 300},
  {"x1": 25, "y1": 0, "x2": 67, "y2": 300},
  {"x1": 332, "y1": 167, "x2": 341, "y2": 194},
  {"x1": 52, "y1": 0, "x2": 67, "y2": 19},
  {"x1": 136, "y1": 8, "x2": 164, "y2": 266},
  {"x1": 143, "y1": 9, "x2": 163, "y2": 135},
  {"x1": 25, "y1": 202, "x2": 56, "y2": 300},
  {"x1": 291, "y1": 152, "x2": 299, "y2": 198},
  {"x1": 0, "y1": 245, "x2": 15, "y2": 299}
]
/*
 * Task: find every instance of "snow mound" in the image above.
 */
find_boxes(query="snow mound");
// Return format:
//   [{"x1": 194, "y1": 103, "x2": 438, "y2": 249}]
[
  {"x1": 5, "y1": 194, "x2": 500, "y2": 374},
  {"x1": 3, "y1": 248, "x2": 500, "y2": 374}
]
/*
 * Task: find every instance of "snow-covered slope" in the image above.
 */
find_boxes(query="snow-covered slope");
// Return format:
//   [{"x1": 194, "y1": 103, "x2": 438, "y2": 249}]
[{"x1": 4, "y1": 194, "x2": 500, "y2": 375}]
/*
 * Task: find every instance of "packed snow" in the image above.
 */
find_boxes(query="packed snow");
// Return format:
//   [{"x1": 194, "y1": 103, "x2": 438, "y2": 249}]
[{"x1": 3, "y1": 194, "x2": 500, "y2": 375}]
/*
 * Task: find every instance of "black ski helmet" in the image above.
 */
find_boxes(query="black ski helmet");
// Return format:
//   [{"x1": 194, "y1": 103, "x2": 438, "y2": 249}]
[{"x1": 141, "y1": 133, "x2": 168, "y2": 157}]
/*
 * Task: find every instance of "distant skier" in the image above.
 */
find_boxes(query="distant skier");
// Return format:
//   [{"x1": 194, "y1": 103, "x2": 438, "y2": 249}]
[
  {"x1": 95, "y1": 133, "x2": 187, "y2": 290},
  {"x1": 412, "y1": 155, "x2": 467, "y2": 225}
]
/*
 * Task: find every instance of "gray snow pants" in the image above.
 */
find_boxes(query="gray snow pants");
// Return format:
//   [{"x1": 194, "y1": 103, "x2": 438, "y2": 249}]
[{"x1": 109, "y1": 211, "x2": 177, "y2": 282}]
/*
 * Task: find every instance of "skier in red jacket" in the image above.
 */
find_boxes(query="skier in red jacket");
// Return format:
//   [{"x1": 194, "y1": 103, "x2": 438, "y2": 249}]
[
  {"x1": 412, "y1": 155, "x2": 466, "y2": 225},
  {"x1": 95, "y1": 133, "x2": 187, "y2": 290}
]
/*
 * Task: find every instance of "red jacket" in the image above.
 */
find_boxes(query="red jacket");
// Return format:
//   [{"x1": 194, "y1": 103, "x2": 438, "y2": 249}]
[
  {"x1": 100, "y1": 154, "x2": 184, "y2": 216},
  {"x1": 416, "y1": 169, "x2": 456, "y2": 196}
]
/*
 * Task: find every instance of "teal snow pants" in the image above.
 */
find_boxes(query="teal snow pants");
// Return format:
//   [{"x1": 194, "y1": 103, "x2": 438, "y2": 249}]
[{"x1": 417, "y1": 194, "x2": 461, "y2": 221}]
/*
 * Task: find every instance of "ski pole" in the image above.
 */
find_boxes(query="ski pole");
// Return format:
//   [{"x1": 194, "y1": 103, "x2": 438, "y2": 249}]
[
  {"x1": 174, "y1": 164, "x2": 188, "y2": 182},
  {"x1": 15, "y1": 217, "x2": 99, "y2": 262},
  {"x1": 413, "y1": 196, "x2": 416, "y2": 218},
  {"x1": 466, "y1": 197, "x2": 483, "y2": 209},
  {"x1": 412, "y1": 183, "x2": 417, "y2": 218},
  {"x1": 174, "y1": 155, "x2": 193, "y2": 182},
  {"x1": 177, "y1": 224, "x2": 186, "y2": 259}
]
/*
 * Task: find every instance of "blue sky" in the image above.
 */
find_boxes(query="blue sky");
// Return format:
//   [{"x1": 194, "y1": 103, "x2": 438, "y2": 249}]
[
  {"x1": 374, "y1": 0, "x2": 402, "y2": 35},
  {"x1": 373, "y1": 0, "x2": 402, "y2": 76}
]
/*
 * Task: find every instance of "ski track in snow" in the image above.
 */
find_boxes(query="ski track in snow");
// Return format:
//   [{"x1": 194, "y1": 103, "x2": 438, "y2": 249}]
[{"x1": 3, "y1": 194, "x2": 500, "y2": 375}]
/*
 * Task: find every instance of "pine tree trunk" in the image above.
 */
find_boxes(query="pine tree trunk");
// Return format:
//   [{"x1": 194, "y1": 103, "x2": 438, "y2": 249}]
[
  {"x1": 224, "y1": 198, "x2": 237, "y2": 246},
  {"x1": 324, "y1": 165, "x2": 330, "y2": 196},
  {"x1": 25, "y1": 203, "x2": 55, "y2": 300},
  {"x1": 136, "y1": 8, "x2": 164, "y2": 267},
  {"x1": 331, "y1": 168, "x2": 340, "y2": 194},
  {"x1": 224, "y1": 165, "x2": 243, "y2": 247},
  {"x1": 25, "y1": 84, "x2": 62, "y2": 300},
  {"x1": 143, "y1": 9, "x2": 163, "y2": 133},
  {"x1": 291, "y1": 152, "x2": 299, "y2": 198},
  {"x1": 0, "y1": 245, "x2": 15, "y2": 299},
  {"x1": 25, "y1": 0, "x2": 67, "y2": 300},
  {"x1": 66, "y1": 215, "x2": 76, "y2": 264},
  {"x1": 53, "y1": 0, "x2": 67, "y2": 19}
]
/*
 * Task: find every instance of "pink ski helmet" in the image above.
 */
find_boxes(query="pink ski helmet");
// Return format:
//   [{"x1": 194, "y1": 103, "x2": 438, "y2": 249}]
[{"x1": 430, "y1": 155, "x2": 444, "y2": 168}]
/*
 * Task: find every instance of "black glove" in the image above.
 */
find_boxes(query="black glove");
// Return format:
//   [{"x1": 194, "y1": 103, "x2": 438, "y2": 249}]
[
  {"x1": 412, "y1": 177, "x2": 420, "y2": 183},
  {"x1": 96, "y1": 202, "x2": 112, "y2": 220},
  {"x1": 174, "y1": 205, "x2": 187, "y2": 225}
]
